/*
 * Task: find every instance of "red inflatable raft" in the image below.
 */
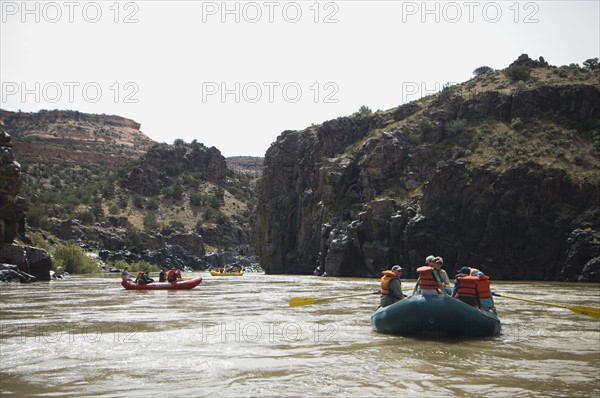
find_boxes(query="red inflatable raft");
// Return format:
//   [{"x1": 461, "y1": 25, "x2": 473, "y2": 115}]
[{"x1": 121, "y1": 276, "x2": 202, "y2": 290}]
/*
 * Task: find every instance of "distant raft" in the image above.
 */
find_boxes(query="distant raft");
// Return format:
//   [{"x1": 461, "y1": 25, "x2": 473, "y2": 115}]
[
  {"x1": 210, "y1": 271, "x2": 244, "y2": 276},
  {"x1": 121, "y1": 276, "x2": 203, "y2": 290},
  {"x1": 371, "y1": 295, "x2": 501, "y2": 338}
]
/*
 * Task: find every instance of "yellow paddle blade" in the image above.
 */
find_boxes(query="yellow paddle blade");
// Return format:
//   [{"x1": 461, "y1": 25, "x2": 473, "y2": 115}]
[
  {"x1": 495, "y1": 293, "x2": 600, "y2": 319},
  {"x1": 289, "y1": 291, "x2": 381, "y2": 308},
  {"x1": 571, "y1": 305, "x2": 600, "y2": 318},
  {"x1": 289, "y1": 297, "x2": 318, "y2": 307}
]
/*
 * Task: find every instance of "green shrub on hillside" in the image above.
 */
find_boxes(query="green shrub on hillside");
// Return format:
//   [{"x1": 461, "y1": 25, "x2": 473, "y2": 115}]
[
  {"x1": 53, "y1": 243, "x2": 99, "y2": 274},
  {"x1": 117, "y1": 195, "x2": 129, "y2": 209},
  {"x1": 124, "y1": 228, "x2": 141, "y2": 248},
  {"x1": 511, "y1": 118, "x2": 525, "y2": 130},
  {"x1": 74, "y1": 209, "x2": 96, "y2": 224},
  {"x1": 583, "y1": 58, "x2": 599, "y2": 70},
  {"x1": 189, "y1": 192, "x2": 206, "y2": 207},
  {"x1": 146, "y1": 198, "x2": 159, "y2": 211},
  {"x1": 417, "y1": 117, "x2": 435, "y2": 134},
  {"x1": 356, "y1": 105, "x2": 373, "y2": 116},
  {"x1": 209, "y1": 187, "x2": 225, "y2": 209},
  {"x1": 473, "y1": 66, "x2": 493, "y2": 76},
  {"x1": 30, "y1": 232, "x2": 50, "y2": 252},
  {"x1": 165, "y1": 182, "x2": 184, "y2": 200},
  {"x1": 132, "y1": 195, "x2": 144, "y2": 209},
  {"x1": 169, "y1": 220, "x2": 185, "y2": 230},
  {"x1": 143, "y1": 211, "x2": 160, "y2": 232},
  {"x1": 504, "y1": 65, "x2": 531, "y2": 82},
  {"x1": 26, "y1": 203, "x2": 50, "y2": 229},
  {"x1": 203, "y1": 207, "x2": 227, "y2": 224},
  {"x1": 447, "y1": 119, "x2": 468, "y2": 134}
]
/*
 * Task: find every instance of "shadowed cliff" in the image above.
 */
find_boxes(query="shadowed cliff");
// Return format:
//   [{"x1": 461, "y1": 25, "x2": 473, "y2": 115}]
[{"x1": 254, "y1": 56, "x2": 600, "y2": 281}]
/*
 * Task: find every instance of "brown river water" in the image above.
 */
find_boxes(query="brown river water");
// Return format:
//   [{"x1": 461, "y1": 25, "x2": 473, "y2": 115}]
[{"x1": 1, "y1": 273, "x2": 599, "y2": 397}]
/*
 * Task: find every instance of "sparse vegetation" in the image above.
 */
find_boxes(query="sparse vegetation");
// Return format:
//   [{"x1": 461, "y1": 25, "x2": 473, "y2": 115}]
[
  {"x1": 143, "y1": 211, "x2": 160, "y2": 232},
  {"x1": 473, "y1": 66, "x2": 494, "y2": 76},
  {"x1": 30, "y1": 232, "x2": 51, "y2": 252},
  {"x1": 510, "y1": 117, "x2": 524, "y2": 130},
  {"x1": 52, "y1": 243, "x2": 99, "y2": 274},
  {"x1": 447, "y1": 119, "x2": 468, "y2": 134},
  {"x1": 356, "y1": 105, "x2": 373, "y2": 116}
]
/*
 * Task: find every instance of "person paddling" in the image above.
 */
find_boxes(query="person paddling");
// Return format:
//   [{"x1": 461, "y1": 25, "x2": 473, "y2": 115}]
[{"x1": 380, "y1": 265, "x2": 404, "y2": 308}]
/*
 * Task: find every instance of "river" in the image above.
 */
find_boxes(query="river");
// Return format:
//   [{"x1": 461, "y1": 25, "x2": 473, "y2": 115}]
[{"x1": 1, "y1": 273, "x2": 599, "y2": 397}]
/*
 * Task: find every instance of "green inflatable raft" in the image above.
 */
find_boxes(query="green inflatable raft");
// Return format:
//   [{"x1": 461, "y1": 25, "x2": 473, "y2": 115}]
[{"x1": 371, "y1": 295, "x2": 501, "y2": 338}]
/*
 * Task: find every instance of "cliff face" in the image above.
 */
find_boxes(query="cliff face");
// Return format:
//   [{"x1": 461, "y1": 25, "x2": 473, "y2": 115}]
[
  {"x1": 255, "y1": 64, "x2": 600, "y2": 281},
  {"x1": 121, "y1": 142, "x2": 227, "y2": 195},
  {"x1": 0, "y1": 131, "x2": 51, "y2": 281},
  {"x1": 0, "y1": 131, "x2": 24, "y2": 242},
  {"x1": 0, "y1": 109, "x2": 154, "y2": 166}
]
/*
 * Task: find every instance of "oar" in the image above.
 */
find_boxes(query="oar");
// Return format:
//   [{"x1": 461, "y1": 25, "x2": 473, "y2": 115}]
[
  {"x1": 289, "y1": 291, "x2": 380, "y2": 308},
  {"x1": 493, "y1": 292, "x2": 600, "y2": 318}
]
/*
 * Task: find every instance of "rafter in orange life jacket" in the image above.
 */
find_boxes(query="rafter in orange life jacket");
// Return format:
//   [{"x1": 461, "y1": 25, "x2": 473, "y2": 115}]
[
  {"x1": 416, "y1": 266, "x2": 440, "y2": 290},
  {"x1": 380, "y1": 270, "x2": 400, "y2": 297}
]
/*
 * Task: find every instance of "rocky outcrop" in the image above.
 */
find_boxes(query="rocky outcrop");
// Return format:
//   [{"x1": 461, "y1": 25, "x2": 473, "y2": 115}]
[
  {"x1": 255, "y1": 67, "x2": 600, "y2": 281},
  {"x1": 121, "y1": 142, "x2": 227, "y2": 195},
  {"x1": 0, "y1": 131, "x2": 51, "y2": 282},
  {"x1": 0, "y1": 264, "x2": 36, "y2": 283},
  {"x1": 47, "y1": 217, "x2": 208, "y2": 269},
  {"x1": 508, "y1": 53, "x2": 549, "y2": 69},
  {"x1": 198, "y1": 221, "x2": 253, "y2": 255},
  {"x1": 0, "y1": 109, "x2": 154, "y2": 166}
]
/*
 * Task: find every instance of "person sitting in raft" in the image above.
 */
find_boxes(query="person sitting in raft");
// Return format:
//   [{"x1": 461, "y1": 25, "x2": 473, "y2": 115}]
[
  {"x1": 158, "y1": 268, "x2": 167, "y2": 282},
  {"x1": 453, "y1": 266, "x2": 471, "y2": 289},
  {"x1": 469, "y1": 267, "x2": 481, "y2": 276},
  {"x1": 380, "y1": 265, "x2": 404, "y2": 308},
  {"x1": 474, "y1": 271, "x2": 495, "y2": 311},
  {"x1": 167, "y1": 268, "x2": 178, "y2": 283},
  {"x1": 424, "y1": 255, "x2": 442, "y2": 281},
  {"x1": 452, "y1": 270, "x2": 480, "y2": 307},
  {"x1": 121, "y1": 266, "x2": 132, "y2": 281},
  {"x1": 134, "y1": 270, "x2": 154, "y2": 284},
  {"x1": 412, "y1": 257, "x2": 448, "y2": 297},
  {"x1": 135, "y1": 270, "x2": 145, "y2": 284},
  {"x1": 142, "y1": 270, "x2": 155, "y2": 284},
  {"x1": 433, "y1": 256, "x2": 450, "y2": 287},
  {"x1": 176, "y1": 270, "x2": 182, "y2": 280}
]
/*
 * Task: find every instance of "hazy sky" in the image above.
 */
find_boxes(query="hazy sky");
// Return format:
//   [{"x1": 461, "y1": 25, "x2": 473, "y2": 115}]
[{"x1": 1, "y1": 0, "x2": 599, "y2": 156}]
